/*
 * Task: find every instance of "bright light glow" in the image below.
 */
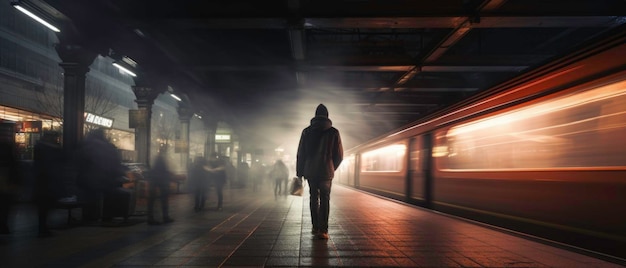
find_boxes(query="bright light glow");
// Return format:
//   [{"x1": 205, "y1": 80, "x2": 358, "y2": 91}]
[
  {"x1": 432, "y1": 146, "x2": 449, "y2": 157},
  {"x1": 170, "y1": 93, "x2": 182, "y2": 101},
  {"x1": 215, "y1": 134, "x2": 230, "y2": 142},
  {"x1": 112, "y1": 63, "x2": 137, "y2": 77},
  {"x1": 448, "y1": 80, "x2": 626, "y2": 137},
  {"x1": 440, "y1": 79, "x2": 626, "y2": 170},
  {"x1": 362, "y1": 144, "x2": 406, "y2": 158},
  {"x1": 361, "y1": 144, "x2": 406, "y2": 172},
  {"x1": 13, "y1": 5, "x2": 60, "y2": 32}
]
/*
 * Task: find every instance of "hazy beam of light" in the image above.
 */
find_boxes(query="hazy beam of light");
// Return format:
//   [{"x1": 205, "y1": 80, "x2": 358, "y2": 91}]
[{"x1": 235, "y1": 86, "x2": 395, "y2": 165}]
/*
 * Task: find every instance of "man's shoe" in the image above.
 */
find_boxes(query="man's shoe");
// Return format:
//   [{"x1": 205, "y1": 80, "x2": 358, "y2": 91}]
[{"x1": 316, "y1": 232, "x2": 329, "y2": 240}]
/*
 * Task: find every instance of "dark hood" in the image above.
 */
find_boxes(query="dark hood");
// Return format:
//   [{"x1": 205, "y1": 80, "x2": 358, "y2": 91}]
[{"x1": 310, "y1": 116, "x2": 332, "y2": 131}]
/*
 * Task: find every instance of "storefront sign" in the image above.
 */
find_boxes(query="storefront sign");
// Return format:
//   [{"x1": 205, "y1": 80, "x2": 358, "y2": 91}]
[
  {"x1": 16, "y1": 121, "x2": 42, "y2": 133},
  {"x1": 215, "y1": 134, "x2": 231, "y2": 143},
  {"x1": 85, "y1": 112, "x2": 113, "y2": 128}
]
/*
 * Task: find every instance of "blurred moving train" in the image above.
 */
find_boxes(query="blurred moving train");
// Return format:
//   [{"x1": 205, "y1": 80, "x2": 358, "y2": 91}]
[{"x1": 335, "y1": 27, "x2": 626, "y2": 259}]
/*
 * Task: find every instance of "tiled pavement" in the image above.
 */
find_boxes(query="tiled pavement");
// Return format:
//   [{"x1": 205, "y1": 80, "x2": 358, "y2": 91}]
[{"x1": 0, "y1": 183, "x2": 623, "y2": 267}]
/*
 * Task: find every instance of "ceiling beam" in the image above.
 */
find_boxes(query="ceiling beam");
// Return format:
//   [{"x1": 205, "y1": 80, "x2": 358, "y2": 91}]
[
  {"x1": 472, "y1": 16, "x2": 625, "y2": 28},
  {"x1": 394, "y1": 0, "x2": 505, "y2": 87},
  {"x1": 156, "y1": 16, "x2": 622, "y2": 30},
  {"x1": 193, "y1": 65, "x2": 526, "y2": 72},
  {"x1": 350, "y1": 103, "x2": 438, "y2": 107}
]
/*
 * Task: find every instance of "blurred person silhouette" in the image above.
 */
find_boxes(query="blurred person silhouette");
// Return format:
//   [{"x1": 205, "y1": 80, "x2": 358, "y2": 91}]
[
  {"x1": 296, "y1": 104, "x2": 343, "y2": 240},
  {"x1": 0, "y1": 139, "x2": 19, "y2": 234},
  {"x1": 269, "y1": 159, "x2": 289, "y2": 198},
  {"x1": 75, "y1": 128, "x2": 126, "y2": 222},
  {"x1": 147, "y1": 148, "x2": 174, "y2": 225},
  {"x1": 237, "y1": 161, "x2": 249, "y2": 188},
  {"x1": 250, "y1": 161, "x2": 264, "y2": 192},
  {"x1": 283, "y1": 163, "x2": 293, "y2": 196},
  {"x1": 189, "y1": 156, "x2": 209, "y2": 212},
  {"x1": 206, "y1": 153, "x2": 226, "y2": 211},
  {"x1": 34, "y1": 131, "x2": 66, "y2": 237},
  {"x1": 223, "y1": 156, "x2": 235, "y2": 189}
]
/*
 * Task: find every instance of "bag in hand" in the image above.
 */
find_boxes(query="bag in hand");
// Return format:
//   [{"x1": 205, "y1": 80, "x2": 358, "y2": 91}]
[{"x1": 290, "y1": 177, "x2": 303, "y2": 196}]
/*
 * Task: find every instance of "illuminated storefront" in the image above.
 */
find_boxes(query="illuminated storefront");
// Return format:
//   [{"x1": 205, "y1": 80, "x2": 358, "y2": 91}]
[
  {"x1": 0, "y1": 105, "x2": 60, "y2": 159},
  {"x1": 0, "y1": 106, "x2": 136, "y2": 161},
  {"x1": 84, "y1": 111, "x2": 135, "y2": 162}
]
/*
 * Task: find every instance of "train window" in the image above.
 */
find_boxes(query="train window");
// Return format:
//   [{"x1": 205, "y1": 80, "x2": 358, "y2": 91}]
[
  {"x1": 410, "y1": 138, "x2": 422, "y2": 171},
  {"x1": 361, "y1": 144, "x2": 406, "y2": 172},
  {"x1": 437, "y1": 78, "x2": 626, "y2": 170}
]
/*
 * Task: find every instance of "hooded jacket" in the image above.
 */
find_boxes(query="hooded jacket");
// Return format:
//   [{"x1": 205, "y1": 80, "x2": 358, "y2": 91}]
[{"x1": 296, "y1": 115, "x2": 343, "y2": 180}]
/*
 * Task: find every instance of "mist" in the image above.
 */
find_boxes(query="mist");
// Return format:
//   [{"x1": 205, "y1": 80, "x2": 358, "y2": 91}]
[{"x1": 229, "y1": 85, "x2": 400, "y2": 162}]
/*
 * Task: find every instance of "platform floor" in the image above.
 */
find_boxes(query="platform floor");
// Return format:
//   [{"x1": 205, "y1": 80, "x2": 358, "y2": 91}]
[{"x1": 0, "y1": 183, "x2": 623, "y2": 267}]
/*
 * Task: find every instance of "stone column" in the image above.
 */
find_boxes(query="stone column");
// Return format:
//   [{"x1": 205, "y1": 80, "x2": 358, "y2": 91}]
[
  {"x1": 177, "y1": 105, "x2": 193, "y2": 172},
  {"x1": 131, "y1": 86, "x2": 161, "y2": 167},
  {"x1": 203, "y1": 118, "x2": 218, "y2": 158},
  {"x1": 55, "y1": 44, "x2": 97, "y2": 158}
]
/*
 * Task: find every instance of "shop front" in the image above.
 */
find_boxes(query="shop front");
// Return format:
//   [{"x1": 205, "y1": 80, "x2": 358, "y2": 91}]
[
  {"x1": 0, "y1": 106, "x2": 136, "y2": 161},
  {"x1": 84, "y1": 112, "x2": 136, "y2": 162},
  {"x1": 0, "y1": 105, "x2": 59, "y2": 159}
]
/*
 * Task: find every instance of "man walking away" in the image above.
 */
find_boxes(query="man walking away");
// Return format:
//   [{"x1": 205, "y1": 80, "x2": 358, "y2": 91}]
[{"x1": 296, "y1": 104, "x2": 343, "y2": 240}]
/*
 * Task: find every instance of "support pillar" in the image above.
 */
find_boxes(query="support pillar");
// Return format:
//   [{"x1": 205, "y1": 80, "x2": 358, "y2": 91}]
[
  {"x1": 131, "y1": 86, "x2": 161, "y2": 167},
  {"x1": 177, "y1": 105, "x2": 193, "y2": 172},
  {"x1": 55, "y1": 44, "x2": 97, "y2": 158},
  {"x1": 203, "y1": 119, "x2": 218, "y2": 158}
]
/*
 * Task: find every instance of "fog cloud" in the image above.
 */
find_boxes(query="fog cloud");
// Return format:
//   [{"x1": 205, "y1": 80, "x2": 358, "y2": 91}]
[{"x1": 230, "y1": 85, "x2": 398, "y2": 162}]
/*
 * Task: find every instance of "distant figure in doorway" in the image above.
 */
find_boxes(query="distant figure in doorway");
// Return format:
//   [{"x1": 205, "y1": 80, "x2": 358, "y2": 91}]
[
  {"x1": 0, "y1": 140, "x2": 20, "y2": 234},
  {"x1": 206, "y1": 153, "x2": 226, "y2": 211},
  {"x1": 269, "y1": 159, "x2": 289, "y2": 198},
  {"x1": 146, "y1": 148, "x2": 174, "y2": 225},
  {"x1": 34, "y1": 131, "x2": 66, "y2": 237},
  {"x1": 296, "y1": 104, "x2": 343, "y2": 240},
  {"x1": 189, "y1": 156, "x2": 209, "y2": 212}
]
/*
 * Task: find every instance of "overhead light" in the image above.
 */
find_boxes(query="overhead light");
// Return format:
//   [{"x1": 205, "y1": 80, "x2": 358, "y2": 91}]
[
  {"x1": 11, "y1": 1, "x2": 60, "y2": 33},
  {"x1": 170, "y1": 93, "x2": 182, "y2": 102},
  {"x1": 112, "y1": 62, "x2": 137, "y2": 77},
  {"x1": 112, "y1": 56, "x2": 138, "y2": 77}
]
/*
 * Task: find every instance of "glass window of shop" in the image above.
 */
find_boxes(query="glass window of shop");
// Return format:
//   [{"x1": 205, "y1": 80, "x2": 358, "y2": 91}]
[
  {"x1": 0, "y1": 106, "x2": 136, "y2": 161},
  {"x1": 83, "y1": 112, "x2": 136, "y2": 162},
  {"x1": 0, "y1": 105, "x2": 59, "y2": 159},
  {"x1": 106, "y1": 128, "x2": 135, "y2": 162}
]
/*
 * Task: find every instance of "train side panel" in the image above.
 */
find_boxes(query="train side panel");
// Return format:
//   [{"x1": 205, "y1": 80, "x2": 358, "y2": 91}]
[
  {"x1": 432, "y1": 74, "x2": 626, "y2": 236},
  {"x1": 357, "y1": 142, "x2": 408, "y2": 199},
  {"x1": 340, "y1": 31, "x2": 626, "y2": 257},
  {"x1": 335, "y1": 154, "x2": 355, "y2": 186}
]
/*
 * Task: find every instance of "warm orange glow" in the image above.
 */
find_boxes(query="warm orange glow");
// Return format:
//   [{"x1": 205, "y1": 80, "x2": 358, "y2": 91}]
[
  {"x1": 361, "y1": 144, "x2": 406, "y2": 172},
  {"x1": 439, "y1": 78, "x2": 626, "y2": 170}
]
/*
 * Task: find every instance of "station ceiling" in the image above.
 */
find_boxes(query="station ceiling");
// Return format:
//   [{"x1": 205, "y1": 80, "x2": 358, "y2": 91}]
[{"x1": 32, "y1": 0, "x2": 626, "y2": 150}]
